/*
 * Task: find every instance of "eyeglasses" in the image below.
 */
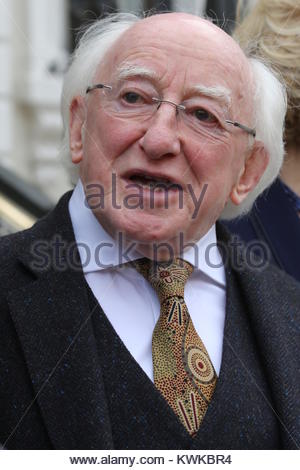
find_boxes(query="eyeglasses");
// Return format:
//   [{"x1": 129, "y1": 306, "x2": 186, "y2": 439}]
[{"x1": 86, "y1": 82, "x2": 256, "y2": 139}]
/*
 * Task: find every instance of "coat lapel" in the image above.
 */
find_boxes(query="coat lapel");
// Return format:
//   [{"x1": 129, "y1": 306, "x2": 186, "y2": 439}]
[
  {"x1": 235, "y1": 268, "x2": 300, "y2": 449},
  {"x1": 217, "y1": 223, "x2": 300, "y2": 449},
  {"x1": 6, "y1": 192, "x2": 113, "y2": 449}
]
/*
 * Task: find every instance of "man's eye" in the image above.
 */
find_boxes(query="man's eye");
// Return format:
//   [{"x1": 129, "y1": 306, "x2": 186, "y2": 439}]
[
  {"x1": 193, "y1": 108, "x2": 217, "y2": 123},
  {"x1": 122, "y1": 92, "x2": 143, "y2": 104}
]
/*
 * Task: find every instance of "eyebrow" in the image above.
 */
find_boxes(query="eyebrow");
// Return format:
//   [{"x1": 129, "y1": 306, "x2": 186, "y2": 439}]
[
  {"x1": 116, "y1": 63, "x2": 159, "y2": 82},
  {"x1": 188, "y1": 85, "x2": 232, "y2": 110},
  {"x1": 115, "y1": 63, "x2": 232, "y2": 109}
]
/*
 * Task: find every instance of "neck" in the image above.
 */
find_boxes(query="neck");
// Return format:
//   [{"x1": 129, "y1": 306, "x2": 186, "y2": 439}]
[{"x1": 280, "y1": 145, "x2": 300, "y2": 197}]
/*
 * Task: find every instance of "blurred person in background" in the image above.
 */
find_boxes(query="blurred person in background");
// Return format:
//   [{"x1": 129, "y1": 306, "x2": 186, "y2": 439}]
[{"x1": 225, "y1": 0, "x2": 300, "y2": 282}]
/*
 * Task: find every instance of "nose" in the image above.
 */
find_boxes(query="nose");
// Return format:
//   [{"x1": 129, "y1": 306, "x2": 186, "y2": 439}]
[{"x1": 138, "y1": 103, "x2": 181, "y2": 160}]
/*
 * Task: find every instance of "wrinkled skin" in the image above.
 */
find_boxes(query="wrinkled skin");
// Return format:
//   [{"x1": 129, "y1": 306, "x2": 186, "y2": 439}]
[{"x1": 70, "y1": 13, "x2": 268, "y2": 259}]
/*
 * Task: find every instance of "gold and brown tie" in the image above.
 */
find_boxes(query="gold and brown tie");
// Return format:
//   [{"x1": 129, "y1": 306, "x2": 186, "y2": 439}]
[{"x1": 132, "y1": 257, "x2": 217, "y2": 436}]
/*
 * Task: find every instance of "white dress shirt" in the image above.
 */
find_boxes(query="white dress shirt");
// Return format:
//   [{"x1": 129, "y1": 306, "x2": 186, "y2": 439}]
[{"x1": 69, "y1": 180, "x2": 226, "y2": 380}]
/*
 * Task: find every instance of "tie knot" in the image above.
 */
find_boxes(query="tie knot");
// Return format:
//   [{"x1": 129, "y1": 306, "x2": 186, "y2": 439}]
[{"x1": 131, "y1": 258, "x2": 194, "y2": 304}]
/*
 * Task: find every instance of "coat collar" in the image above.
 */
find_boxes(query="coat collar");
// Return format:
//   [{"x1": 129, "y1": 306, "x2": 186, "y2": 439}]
[{"x1": 7, "y1": 191, "x2": 113, "y2": 449}]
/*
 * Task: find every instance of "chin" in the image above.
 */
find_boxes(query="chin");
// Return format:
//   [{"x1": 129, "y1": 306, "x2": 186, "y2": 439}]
[
  {"x1": 97, "y1": 207, "x2": 192, "y2": 255},
  {"x1": 118, "y1": 211, "x2": 182, "y2": 242},
  {"x1": 119, "y1": 222, "x2": 188, "y2": 262},
  {"x1": 118, "y1": 223, "x2": 173, "y2": 245}
]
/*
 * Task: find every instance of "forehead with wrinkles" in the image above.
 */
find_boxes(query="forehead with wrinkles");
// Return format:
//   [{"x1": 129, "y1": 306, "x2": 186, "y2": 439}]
[{"x1": 99, "y1": 13, "x2": 254, "y2": 117}]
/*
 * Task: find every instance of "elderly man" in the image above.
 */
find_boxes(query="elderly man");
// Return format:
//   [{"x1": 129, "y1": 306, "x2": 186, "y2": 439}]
[{"x1": 0, "y1": 12, "x2": 300, "y2": 450}]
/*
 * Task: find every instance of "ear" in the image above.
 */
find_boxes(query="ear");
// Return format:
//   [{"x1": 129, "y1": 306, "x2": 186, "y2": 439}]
[
  {"x1": 230, "y1": 142, "x2": 270, "y2": 206},
  {"x1": 69, "y1": 96, "x2": 86, "y2": 164}
]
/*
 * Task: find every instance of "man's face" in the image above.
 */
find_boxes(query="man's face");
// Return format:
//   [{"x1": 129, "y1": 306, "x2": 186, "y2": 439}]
[{"x1": 70, "y1": 14, "x2": 256, "y2": 258}]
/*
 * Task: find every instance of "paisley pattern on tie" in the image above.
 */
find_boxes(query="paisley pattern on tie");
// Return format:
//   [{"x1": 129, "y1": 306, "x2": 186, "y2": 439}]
[{"x1": 132, "y1": 258, "x2": 217, "y2": 436}]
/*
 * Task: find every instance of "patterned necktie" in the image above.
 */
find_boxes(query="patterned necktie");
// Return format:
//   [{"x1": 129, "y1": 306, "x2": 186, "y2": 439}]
[{"x1": 131, "y1": 257, "x2": 217, "y2": 436}]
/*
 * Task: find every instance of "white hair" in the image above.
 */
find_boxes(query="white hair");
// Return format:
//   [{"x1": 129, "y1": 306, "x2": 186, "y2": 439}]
[
  {"x1": 60, "y1": 13, "x2": 140, "y2": 180},
  {"x1": 60, "y1": 12, "x2": 287, "y2": 219},
  {"x1": 221, "y1": 57, "x2": 287, "y2": 219}
]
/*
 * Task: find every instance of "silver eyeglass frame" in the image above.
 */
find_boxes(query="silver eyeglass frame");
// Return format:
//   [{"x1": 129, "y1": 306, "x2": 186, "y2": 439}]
[{"x1": 86, "y1": 83, "x2": 256, "y2": 138}]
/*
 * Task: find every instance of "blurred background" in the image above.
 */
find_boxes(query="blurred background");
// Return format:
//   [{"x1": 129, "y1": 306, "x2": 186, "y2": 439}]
[{"x1": 0, "y1": 0, "x2": 239, "y2": 235}]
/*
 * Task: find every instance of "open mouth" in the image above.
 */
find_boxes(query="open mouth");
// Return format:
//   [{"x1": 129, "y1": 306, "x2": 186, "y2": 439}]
[{"x1": 125, "y1": 171, "x2": 182, "y2": 190}]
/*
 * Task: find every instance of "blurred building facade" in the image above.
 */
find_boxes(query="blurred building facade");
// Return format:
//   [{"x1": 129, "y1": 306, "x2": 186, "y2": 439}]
[
  {"x1": 0, "y1": 0, "x2": 236, "y2": 234},
  {"x1": 0, "y1": 0, "x2": 70, "y2": 205}
]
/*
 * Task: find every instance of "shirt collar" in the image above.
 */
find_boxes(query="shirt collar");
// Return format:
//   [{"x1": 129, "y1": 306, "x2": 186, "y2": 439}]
[{"x1": 69, "y1": 179, "x2": 225, "y2": 286}]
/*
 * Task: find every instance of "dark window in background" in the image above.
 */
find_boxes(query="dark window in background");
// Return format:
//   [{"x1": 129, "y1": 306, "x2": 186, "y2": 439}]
[
  {"x1": 69, "y1": 0, "x2": 171, "y2": 52},
  {"x1": 68, "y1": 0, "x2": 238, "y2": 52},
  {"x1": 205, "y1": 0, "x2": 237, "y2": 34},
  {"x1": 143, "y1": 0, "x2": 171, "y2": 11},
  {"x1": 69, "y1": 0, "x2": 118, "y2": 51}
]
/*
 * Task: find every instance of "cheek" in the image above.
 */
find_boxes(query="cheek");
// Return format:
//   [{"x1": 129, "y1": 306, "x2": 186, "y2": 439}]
[
  {"x1": 186, "y1": 139, "x2": 236, "y2": 184},
  {"x1": 85, "y1": 110, "x2": 141, "y2": 161},
  {"x1": 184, "y1": 140, "x2": 243, "y2": 218}
]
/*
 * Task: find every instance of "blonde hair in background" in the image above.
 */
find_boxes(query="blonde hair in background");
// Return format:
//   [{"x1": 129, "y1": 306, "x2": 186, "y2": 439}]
[{"x1": 235, "y1": 0, "x2": 300, "y2": 147}]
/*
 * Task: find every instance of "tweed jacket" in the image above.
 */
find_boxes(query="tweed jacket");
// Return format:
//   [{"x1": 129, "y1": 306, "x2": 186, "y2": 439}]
[{"x1": 0, "y1": 191, "x2": 300, "y2": 449}]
